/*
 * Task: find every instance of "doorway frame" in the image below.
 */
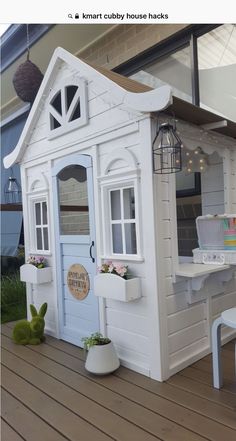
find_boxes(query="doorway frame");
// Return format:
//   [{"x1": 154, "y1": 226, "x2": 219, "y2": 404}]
[{"x1": 52, "y1": 152, "x2": 98, "y2": 343}]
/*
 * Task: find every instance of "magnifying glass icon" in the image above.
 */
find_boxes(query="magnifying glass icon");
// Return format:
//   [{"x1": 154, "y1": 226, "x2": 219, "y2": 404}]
[{"x1": 68, "y1": 13, "x2": 73, "y2": 18}]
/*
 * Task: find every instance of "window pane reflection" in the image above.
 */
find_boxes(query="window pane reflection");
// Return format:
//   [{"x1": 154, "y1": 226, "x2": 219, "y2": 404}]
[
  {"x1": 43, "y1": 228, "x2": 49, "y2": 250},
  {"x1": 124, "y1": 188, "x2": 135, "y2": 219},
  {"x1": 36, "y1": 228, "x2": 43, "y2": 250},
  {"x1": 130, "y1": 45, "x2": 192, "y2": 103},
  {"x1": 42, "y1": 202, "x2": 47, "y2": 224},
  {"x1": 111, "y1": 190, "x2": 121, "y2": 220},
  {"x1": 35, "y1": 203, "x2": 41, "y2": 225},
  {"x1": 198, "y1": 24, "x2": 236, "y2": 122},
  {"x1": 112, "y1": 224, "x2": 123, "y2": 253},
  {"x1": 125, "y1": 223, "x2": 137, "y2": 254}
]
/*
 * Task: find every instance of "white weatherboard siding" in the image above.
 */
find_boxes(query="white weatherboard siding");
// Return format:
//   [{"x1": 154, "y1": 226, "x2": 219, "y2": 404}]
[
  {"x1": 153, "y1": 117, "x2": 236, "y2": 378},
  {"x1": 22, "y1": 163, "x2": 59, "y2": 337},
  {"x1": 96, "y1": 117, "x2": 161, "y2": 378}
]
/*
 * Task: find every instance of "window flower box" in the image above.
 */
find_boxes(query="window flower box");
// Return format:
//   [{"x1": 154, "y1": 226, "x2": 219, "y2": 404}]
[
  {"x1": 20, "y1": 264, "x2": 52, "y2": 284},
  {"x1": 94, "y1": 273, "x2": 141, "y2": 302}
]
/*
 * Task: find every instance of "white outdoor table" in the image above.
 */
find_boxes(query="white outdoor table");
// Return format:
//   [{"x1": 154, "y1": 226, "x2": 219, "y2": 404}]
[{"x1": 212, "y1": 307, "x2": 236, "y2": 389}]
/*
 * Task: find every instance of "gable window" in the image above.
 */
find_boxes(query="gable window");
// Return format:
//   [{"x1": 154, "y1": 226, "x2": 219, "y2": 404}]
[
  {"x1": 34, "y1": 200, "x2": 49, "y2": 251},
  {"x1": 48, "y1": 78, "x2": 88, "y2": 139}
]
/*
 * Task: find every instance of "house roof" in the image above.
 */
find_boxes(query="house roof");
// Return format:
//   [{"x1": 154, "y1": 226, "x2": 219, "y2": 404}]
[
  {"x1": 169, "y1": 97, "x2": 236, "y2": 139},
  {"x1": 84, "y1": 60, "x2": 152, "y2": 93},
  {"x1": 3, "y1": 47, "x2": 236, "y2": 169}
]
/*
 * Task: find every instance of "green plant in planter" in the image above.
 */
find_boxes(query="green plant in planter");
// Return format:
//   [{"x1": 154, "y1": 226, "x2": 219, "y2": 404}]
[
  {"x1": 82, "y1": 332, "x2": 111, "y2": 350},
  {"x1": 12, "y1": 303, "x2": 47, "y2": 345}
]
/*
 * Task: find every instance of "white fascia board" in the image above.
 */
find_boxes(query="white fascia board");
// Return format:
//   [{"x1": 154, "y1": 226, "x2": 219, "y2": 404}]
[
  {"x1": 123, "y1": 85, "x2": 172, "y2": 112},
  {"x1": 3, "y1": 46, "x2": 172, "y2": 169}
]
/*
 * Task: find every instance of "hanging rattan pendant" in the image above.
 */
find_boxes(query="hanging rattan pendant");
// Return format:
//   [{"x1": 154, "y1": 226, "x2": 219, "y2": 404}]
[
  {"x1": 12, "y1": 25, "x2": 43, "y2": 103},
  {"x1": 13, "y1": 59, "x2": 43, "y2": 103}
]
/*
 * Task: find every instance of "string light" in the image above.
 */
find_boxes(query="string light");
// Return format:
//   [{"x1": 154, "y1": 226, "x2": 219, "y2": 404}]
[{"x1": 182, "y1": 146, "x2": 208, "y2": 174}]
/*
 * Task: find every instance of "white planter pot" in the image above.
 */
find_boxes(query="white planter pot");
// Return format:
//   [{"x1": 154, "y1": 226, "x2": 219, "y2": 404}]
[
  {"x1": 85, "y1": 341, "x2": 120, "y2": 375},
  {"x1": 20, "y1": 264, "x2": 52, "y2": 284},
  {"x1": 94, "y1": 273, "x2": 141, "y2": 302}
]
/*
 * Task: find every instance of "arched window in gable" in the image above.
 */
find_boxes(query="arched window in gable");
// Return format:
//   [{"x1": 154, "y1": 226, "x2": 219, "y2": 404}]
[{"x1": 48, "y1": 79, "x2": 88, "y2": 139}]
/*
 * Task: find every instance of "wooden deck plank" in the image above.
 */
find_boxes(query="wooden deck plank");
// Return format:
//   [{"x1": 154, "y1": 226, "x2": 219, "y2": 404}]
[
  {"x1": 1, "y1": 419, "x2": 25, "y2": 441},
  {"x1": 2, "y1": 329, "x2": 236, "y2": 441},
  {"x1": 115, "y1": 366, "x2": 236, "y2": 428},
  {"x1": 167, "y1": 373, "x2": 236, "y2": 410},
  {"x1": 1, "y1": 336, "x2": 203, "y2": 441},
  {"x1": 39, "y1": 332, "x2": 236, "y2": 410},
  {"x1": 2, "y1": 322, "x2": 236, "y2": 441},
  {"x1": 37, "y1": 329, "x2": 236, "y2": 395},
  {"x1": 1, "y1": 347, "x2": 161, "y2": 441},
  {"x1": 192, "y1": 358, "x2": 235, "y2": 379},
  {"x1": 1, "y1": 366, "x2": 114, "y2": 441},
  {"x1": 1, "y1": 389, "x2": 68, "y2": 441},
  {"x1": 178, "y1": 366, "x2": 236, "y2": 393}
]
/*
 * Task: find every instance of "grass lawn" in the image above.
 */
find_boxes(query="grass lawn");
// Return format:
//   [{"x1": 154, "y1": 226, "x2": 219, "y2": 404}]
[{"x1": 1, "y1": 271, "x2": 27, "y2": 323}]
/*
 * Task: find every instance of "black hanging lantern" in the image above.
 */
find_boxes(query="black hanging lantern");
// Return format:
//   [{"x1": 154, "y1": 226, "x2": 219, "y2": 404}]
[
  {"x1": 4, "y1": 169, "x2": 22, "y2": 204},
  {"x1": 12, "y1": 24, "x2": 43, "y2": 103},
  {"x1": 152, "y1": 122, "x2": 182, "y2": 174}
]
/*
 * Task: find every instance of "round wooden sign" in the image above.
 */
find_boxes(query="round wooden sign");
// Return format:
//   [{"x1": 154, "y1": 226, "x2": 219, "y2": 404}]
[{"x1": 67, "y1": 264, "x2": 90, "y2": 300}]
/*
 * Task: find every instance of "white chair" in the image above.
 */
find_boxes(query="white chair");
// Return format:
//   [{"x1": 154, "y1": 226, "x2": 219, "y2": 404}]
[{"x1": 212, "y1": 307, "x2": 236, "y2": 389}]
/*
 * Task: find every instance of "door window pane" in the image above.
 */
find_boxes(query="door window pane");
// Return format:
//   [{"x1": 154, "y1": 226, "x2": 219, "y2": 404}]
[
  {"x1": 125, "y1": 223, "x2": 137, "y2": 254},
  {"x1": 123, "y1": 188, "x2": 135, "y2": 219},
  {"x1": 58, "y1": 165, "x2": 90, "y2": 235},
  {"x1": 198, "y1": 24, "x2": 236, "y2": 122},
  {"x1": 111, "y1": 190, "x2": 121, "y2": 220},
  {"x1": 112, "y1": 224, "x2": 123, "y2": 253}
]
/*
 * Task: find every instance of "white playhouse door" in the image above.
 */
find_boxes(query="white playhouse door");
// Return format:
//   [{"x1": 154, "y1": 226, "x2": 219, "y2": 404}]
[{"x1": 53, "y1": 154, "x2": 99, "y2": 347}]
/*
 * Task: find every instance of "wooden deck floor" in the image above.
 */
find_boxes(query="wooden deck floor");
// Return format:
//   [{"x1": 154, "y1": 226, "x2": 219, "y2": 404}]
[{"x1": 1, "y1": 322, "x2": 236, "y2": 441}]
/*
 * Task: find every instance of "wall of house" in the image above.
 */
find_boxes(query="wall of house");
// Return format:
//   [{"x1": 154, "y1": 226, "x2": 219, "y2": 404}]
[
  {"x1": 153, "y1": 116, "x2": 236, "y2": 378},
  {"x1": 95, "y1": 118, "x2": 160, "y2": 377},
  {"x1": 79, "y1": 24, "x2": 187, "y2": 70},
  {"x1": 20, "y1": 62, "x2": 161, "y2": 378}
]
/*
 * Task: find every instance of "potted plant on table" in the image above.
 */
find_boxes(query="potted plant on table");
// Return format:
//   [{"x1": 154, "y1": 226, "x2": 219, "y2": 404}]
[
  {"x1": 94, "y1": 261, "x2": 141, "y2": 302},
  {"x1": 82, "y1": 332, "x2": 120, "y2": 375},
  {"x1": 20, "y1": 256, "x2": 52, "y2": 284}
]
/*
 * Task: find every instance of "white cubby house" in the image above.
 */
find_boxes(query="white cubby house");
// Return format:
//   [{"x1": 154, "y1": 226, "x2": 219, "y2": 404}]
[{"x1": 4, "y1": 47, "x2": 236, "y2": 380}]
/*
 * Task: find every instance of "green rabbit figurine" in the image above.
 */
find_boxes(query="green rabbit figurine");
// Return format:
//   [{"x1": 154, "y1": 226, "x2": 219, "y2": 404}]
[{"x1": 13, "y1": 303, "x2": 47, "y2": 345}]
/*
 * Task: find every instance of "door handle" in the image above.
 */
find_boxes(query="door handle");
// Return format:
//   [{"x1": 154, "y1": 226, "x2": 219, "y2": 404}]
[{"x1": 89, "y1": 241, "x2": 95, "y2": 263}]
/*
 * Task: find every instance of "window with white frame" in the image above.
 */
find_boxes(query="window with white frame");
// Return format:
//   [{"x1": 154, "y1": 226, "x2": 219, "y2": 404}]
[
  {"x1": 34, "y1": 200, "x2": 49, "y2": 251},
  {"x1": 48, "y1": 79, "x2": 88, "y2": 139},
  {"x1": 108, "y1": 185, "x2": 139, "y2": 256}
]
